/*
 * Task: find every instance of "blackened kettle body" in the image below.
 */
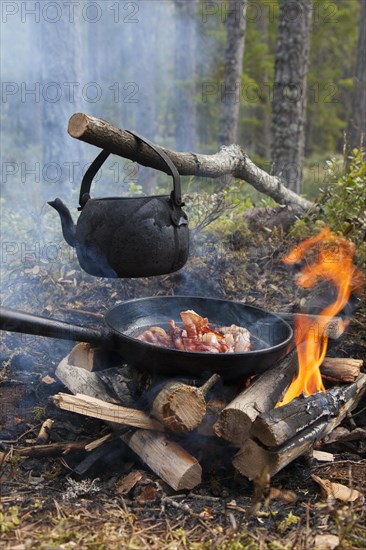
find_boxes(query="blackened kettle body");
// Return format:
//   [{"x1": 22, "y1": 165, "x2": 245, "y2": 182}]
[{"x1": 49, "y1": 131, "x2": 189, "y2": 278}]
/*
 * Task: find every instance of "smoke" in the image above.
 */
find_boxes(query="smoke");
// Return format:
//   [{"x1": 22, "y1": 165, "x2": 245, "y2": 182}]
[{"x1": 0, "y1": 1, "x2": 208, "y2": 280}]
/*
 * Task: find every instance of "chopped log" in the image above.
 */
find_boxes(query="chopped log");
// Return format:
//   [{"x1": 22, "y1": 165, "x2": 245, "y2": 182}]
[
  {"x1": 121, "y1": 430, "x2": 201, "y2": 491},
  {"x1": 233, "y1": 373, "x2": 366, "y2": 479},
  {"x1": 233, "y1": 423, "x2": 326, "y2": 480},
  {"x1": 56, "y1": 348, "x2": 202, "y2": 490},
  {"x1": 68, "y1": 113, "x2": 313, "y2": 210},
  {"x1": 275, "y1": 313, "x2": 345, "y2": 340},
  {"x1": 68, "y1": 343, "x2": 104, "y2": 372},
  {"x1": 53, "y1": 393, "x2": 164, "y2": 432},
  {"x1": 251, "y1": 374, "x2": 366, "y2": 447},
  {"x1": 12, "y1": 440, "x2": 90, "y2": 458},
  {"x1": 36, "y1": 418, "x2": 54, "y2": 444},
  {"x1": 56, "y1": 358, "x2": 119, "y2": 403},
  {"x1": 197, "y1": 397, "x2": 229, "y2": 437},
  {"x1": 214, "y1": 351, "x2": 297, "y2": 445},
  {"x1": 151, "y1": 374, "x2": 221, "y2": 432},
  {"x1": 321, "y1": 357, "x2": 362, "y2": 383}
]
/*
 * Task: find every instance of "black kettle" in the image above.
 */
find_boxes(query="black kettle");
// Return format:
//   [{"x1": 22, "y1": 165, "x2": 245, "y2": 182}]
[{"x1": 49, "y1": 131, "x2": 189, "y2": 278}]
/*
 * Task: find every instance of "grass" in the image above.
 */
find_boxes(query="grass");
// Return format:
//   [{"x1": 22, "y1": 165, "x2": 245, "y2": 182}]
[{"x1": 1, "y1": 488, "x2": 365, "y2": 549}]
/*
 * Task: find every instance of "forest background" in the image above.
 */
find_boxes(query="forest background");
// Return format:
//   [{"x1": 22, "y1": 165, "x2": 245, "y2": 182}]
[{"x1": 0, "y1": 0, "x2": 365, "y2": 288}]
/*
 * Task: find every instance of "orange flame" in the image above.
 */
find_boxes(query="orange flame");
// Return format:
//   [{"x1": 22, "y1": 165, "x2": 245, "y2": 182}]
[{"x1": 277, "y1": 227, "x2": 364, "y2": 407}]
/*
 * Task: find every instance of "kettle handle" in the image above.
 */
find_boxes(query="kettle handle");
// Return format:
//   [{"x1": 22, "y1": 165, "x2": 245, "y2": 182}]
[{"x1": 78, "y1": 131, "x2": 182, "y2": 209}]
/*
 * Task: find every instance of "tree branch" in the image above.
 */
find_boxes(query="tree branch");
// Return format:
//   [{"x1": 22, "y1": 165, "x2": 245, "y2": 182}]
[{"x1": 68, "y1": 113, "x2": 313, "y2": 211}]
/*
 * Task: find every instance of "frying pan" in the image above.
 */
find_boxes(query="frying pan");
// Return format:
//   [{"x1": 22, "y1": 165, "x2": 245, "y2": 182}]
[{"x1": 0, "y1": 296, "x2": 293, "y2": 380}]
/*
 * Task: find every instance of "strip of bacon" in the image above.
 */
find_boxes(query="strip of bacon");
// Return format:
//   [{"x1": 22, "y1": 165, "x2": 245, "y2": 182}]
[{"x1": 137, "y1": 310, "x2": 251, "y2": 354}]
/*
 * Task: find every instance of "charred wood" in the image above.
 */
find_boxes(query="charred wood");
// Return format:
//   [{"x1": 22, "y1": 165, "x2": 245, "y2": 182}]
[
  {"x1": 251, "y1": 374, "x2": 366, "y2": 447},
  {"x1": 233, "y1": 422, "x2": 326, "y2": 480},
  {"x1": 214, "y1": 351, "x2": 297, "y2": 445},
  {"x1": 197, "y1": 392, "x2": 236, "y2": 437},
  {"x1": 233, "y1": 373, "x2": 366, "y2": 479}
]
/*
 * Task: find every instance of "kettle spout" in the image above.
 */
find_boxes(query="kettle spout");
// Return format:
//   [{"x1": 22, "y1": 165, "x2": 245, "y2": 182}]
[{"x1": 48, "y1": 198, "x2": 77, "y2": 247}]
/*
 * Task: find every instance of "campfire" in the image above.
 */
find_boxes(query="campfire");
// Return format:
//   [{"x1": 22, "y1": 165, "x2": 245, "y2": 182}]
[
  {"x1": 39, "y1": 228, "x2": 364, "y2": 491},
  {"x1": 1, "y1": 228, "x2": 365, "y2": 492}
]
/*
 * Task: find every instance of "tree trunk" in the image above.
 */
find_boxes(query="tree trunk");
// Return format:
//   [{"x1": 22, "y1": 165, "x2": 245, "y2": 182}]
[
  {"x1": 347, "y1": 0, "x2": 366, "y2": 153},
  {"x1": 253, "y1": 4, "x2": 271, "y2": 160},
  {"x1": 271, "y1": 0, "x2": 313, "y2": 193},
  {"x1": 41, "y1": 12, "x2": 82, "y2": 195},
  {"x1": 218, "y1": 0, "x2": 247, "y2": 146},
  {"x1": 174, "y1": 0, "x2": 198, "y2": 152},
  {"x1": 131, "y1": 0, "x2": 160, "y2": 194}
]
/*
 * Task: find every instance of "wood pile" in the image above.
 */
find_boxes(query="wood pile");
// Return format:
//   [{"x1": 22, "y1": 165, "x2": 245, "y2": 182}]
[{"x1": 53, "y1": 342, "x2": 366, "y2": 491}]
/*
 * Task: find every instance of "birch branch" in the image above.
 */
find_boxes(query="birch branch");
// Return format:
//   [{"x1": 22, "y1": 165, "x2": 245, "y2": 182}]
[{"x1": 68, "y1": 113, "x2": 313, "y2": 211}]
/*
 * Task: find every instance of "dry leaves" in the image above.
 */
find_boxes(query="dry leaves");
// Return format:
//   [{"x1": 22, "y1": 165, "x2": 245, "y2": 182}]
[
  {"x1": 312, "y1": 474, "x2": 364, "y2": 503},
  {"x1": 314, "y1": 533, "x2": 340, "y2": 550}
]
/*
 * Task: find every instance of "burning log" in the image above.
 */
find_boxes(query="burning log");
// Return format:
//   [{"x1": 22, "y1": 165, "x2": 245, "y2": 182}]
[
  {"x1": 320, "y1": 357, "x2": 362, "y2": 383},
  {"x1": 53, "y1": 393, "x2": 164, "y2": 432},
  {"x1": 233, "y1": 423, "x2": 326, "y2": 480},
  {"x1": 251, "y1": 373, "x2": 366, "y2": 447},
  {"x1": 151, "y1": 374, "x2": 221, "y2": 432},
  {"x1": 214, "y1": 351, "x2": 297, "y2": 445},
  {"x1": 68, "y1": 113, "x2": 312, "y2": 210},
  {"x1": 233, "y1": 373, "x2": 366, "y2": 480}
]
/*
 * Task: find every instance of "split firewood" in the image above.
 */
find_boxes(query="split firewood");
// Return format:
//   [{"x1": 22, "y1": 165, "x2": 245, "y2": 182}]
[
  {"x1": 251, "y1": 374, "x2": 366, "y2": 447},
  {"x1": 56, "y1": 358, "x2": 120, "y2": 403},
  {"x1": 233, "y1": 373, "x2": 366, "y2": 480},
  {"x1": 68, "y1": 343, "x2": 104, "y2": 372},
  {"x1": 36, "y1": 418, "x2": 54, "y2": 444},
  {"x1": 151, "y1": 373, "x2": 221, "y2": 432},
  {"x1": 214, "y1": 352, "x2": 297, "y2": 445},
  {"x1": 53, "y1": 393, "x2": 164, "y2": 432},
  {"x1": 121, "y1": 430, "x2": 202, "y2": 491},
  {"x1": 320, "y1": 357, "x2": 363, "y2": 383},
  {"x1": 233, "y1": 422, "x2": 328, "y2": 480},
  {"x1": 68, "y1": 113, "x2": 312, "y2": 210},
  {"x1": 56, "y1": 347, "x2": 202, "y2": 491},
  {"x1": 275, "y1": 312, "x2": 345, "y2": 340}
]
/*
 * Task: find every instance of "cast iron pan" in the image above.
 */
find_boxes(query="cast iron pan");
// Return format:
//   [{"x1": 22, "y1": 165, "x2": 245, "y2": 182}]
[{"x1": 0, "y1": 296, "x2": 293, "y2": 380}]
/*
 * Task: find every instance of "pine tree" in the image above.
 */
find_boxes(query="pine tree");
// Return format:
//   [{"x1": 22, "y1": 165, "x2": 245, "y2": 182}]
[{"x1": 271, "y1": 0, "x2": 312, "y2": 192}]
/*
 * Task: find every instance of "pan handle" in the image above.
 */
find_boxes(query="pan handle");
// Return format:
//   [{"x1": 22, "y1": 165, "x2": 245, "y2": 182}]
[{"x1": 0, "y1": 306, "x2": 107, "y2": 345}]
